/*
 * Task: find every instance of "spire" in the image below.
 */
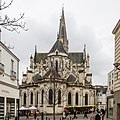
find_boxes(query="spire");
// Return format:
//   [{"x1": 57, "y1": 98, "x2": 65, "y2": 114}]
[
  {"x1": 58, "y1": 6, "x2": 68, "y2": 52},
  {"x1": 34, "y1": 45, "x2": 37, "y2": 64}
]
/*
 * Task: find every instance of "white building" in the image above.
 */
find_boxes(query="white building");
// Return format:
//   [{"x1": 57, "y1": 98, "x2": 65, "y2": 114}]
[
  {"x1": 19, "y1": 7, "x2": 95, "y2": 114},
  {"x1": 106, "y1": 69, "x2": 114, "y2": 119},
  {"x1": 95, "y1": 85, "x2": 107, "y2": 111},
  {"x1": 0, "y1": 41, "x2": 19, "y2": 119}
]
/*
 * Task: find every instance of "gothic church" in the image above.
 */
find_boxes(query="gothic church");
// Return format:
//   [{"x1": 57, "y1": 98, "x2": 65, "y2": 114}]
[{"x1": 19, "y1": 7, "x2": 95, "y2": 114}]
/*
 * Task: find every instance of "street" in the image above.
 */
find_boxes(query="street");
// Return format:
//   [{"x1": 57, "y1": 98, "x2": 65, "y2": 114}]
[
  {"x1": 19, "y1": 114, "x2": 111, "y2": 120},
  {"x1": 20, "y1": 114, "x2": 91, "y2": 120}
]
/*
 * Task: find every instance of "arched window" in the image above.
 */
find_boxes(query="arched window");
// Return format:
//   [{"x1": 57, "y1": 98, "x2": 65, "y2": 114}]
[
  {"x1": 35, "y1": 91, "x2": 38, "y2": 105},
  {"x1": 58, "y1": 90, "x2": 61, "y2": 104},
  {"x1": 75, "y1": 92, "x2": 78, "y2": 105},
  {"x1": 41, "y1": 90, "x2": 44, "y2": 105},
  {"x1": 49, "y1": 89, "x2": 53, "y2": 104},
  {"x1": 30, "y1": 92, "x2": 33, "y2": 104},
  {"x1": 56, "y1": 60, "x2": 58, "y2": 72},
  {"x1": 85, "y1": 93, "x2": 88, "y2": 105},
  {"x1": 68, "y1": 92, "x2": 71, "y2": 105},
  {"x1": 23, "y1": 93, "x2": 26, "y2": 105}
]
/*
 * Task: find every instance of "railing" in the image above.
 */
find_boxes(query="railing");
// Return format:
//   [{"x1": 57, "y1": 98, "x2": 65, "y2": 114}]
[
  {"x1": 0, "y1": 62, "x2": 4, "y2": 74},
  {"x1": 10, "y1": 70, "x2": 16, "y2": 80}
]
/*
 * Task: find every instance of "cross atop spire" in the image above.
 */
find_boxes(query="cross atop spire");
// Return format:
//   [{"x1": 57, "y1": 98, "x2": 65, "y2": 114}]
[{"x1": 58, "y1": 6, "x2": 68, "y2": 52}]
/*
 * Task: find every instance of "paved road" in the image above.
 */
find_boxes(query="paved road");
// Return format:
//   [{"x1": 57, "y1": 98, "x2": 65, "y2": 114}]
[
  {"x1": 20, "y1": 114, "x2": 91, "y2": 120},
  {"x1": 19, "y1": 114, "x2": 112, "y2": 120}
]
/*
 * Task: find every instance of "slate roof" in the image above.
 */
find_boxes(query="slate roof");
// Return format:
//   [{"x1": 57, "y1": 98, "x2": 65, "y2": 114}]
[
  {"x1": 49, "y1": 40, "x2": 67, "y2": 54},
  {"x1": 68, "y1": 52, "x2": 83, "y2": 64},
  {"x1": 96, "y1": 88, "x2": 107, "y2": 94},
  {"x1": 35, "y1": 53, "x2": 47, "y2": 63},
  {"x1": 33, "y1": 74, "x2": 43, "y2": 83},
  {"x1": 66, "y1": 74, "x2": 76, "y2": 83},
  {"x1": 34, "y1": 52, "x2": 84, "y2": 64},
  {"x1": 43, "y1": 68, "x2": 61, "y2": 79}
]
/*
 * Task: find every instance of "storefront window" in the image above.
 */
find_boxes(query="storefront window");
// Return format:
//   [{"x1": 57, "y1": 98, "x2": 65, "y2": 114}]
[
  {"x1": 108, "y1": 97, "x2": 113, "y2": 118},
  {"x1": 6, "y1": 98, "x2": 15, "y2": 118},
  {"x1": 0, "y1": 97, "x2": 4, "y2": 119}
]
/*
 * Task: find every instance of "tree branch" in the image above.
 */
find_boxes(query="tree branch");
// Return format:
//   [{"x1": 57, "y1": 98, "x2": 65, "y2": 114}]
[
  {"x1": 0, "y1": 0, "x2": 28, "y2": 33},
  {"x1": 0, "y1": 0, "x2": 13, "y2": 10}
]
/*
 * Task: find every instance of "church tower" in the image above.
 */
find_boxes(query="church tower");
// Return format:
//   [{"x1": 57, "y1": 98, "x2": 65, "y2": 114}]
[{"x1": 58, "y1": 7, "x2": 68, "y2": 52}]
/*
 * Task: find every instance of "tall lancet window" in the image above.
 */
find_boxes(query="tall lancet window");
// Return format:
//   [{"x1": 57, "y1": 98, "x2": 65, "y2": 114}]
[
  {"x1": 58, "y1": 90, "x2": 61, "y2": 104},
  {"x1": 35, "y1": 91, "x2": 38, "y2": 105},
  {"x1": 56, "y1": 60, "x2": 58, "y2": 72},
  {"x1": 41, "y1": 90, "x2": 44, "y2": 105},
  {"x1": 75, "y1": 92, "x2": 78, "y2": 105},
  {"x1": 68, "y1": 92, "x2": 71, "y2": 105},
  {"x1": 85, "y1": 93, "x2": 88, "y2": 105},
  {"x1": 30, "y1": 92, "x2": 33, "y2": 104},
  {"x1": 49, "y1": 89, "x2": 53, "y2": 104},
  {"x1": 23, "y1": 93, "x2": 26, "y2": 105}
]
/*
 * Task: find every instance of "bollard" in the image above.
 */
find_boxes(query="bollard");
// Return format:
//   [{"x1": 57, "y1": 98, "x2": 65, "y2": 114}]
[
  {"x1": 60, "y1": 118, "x2": 61, "y2": 120},
  {"x1": 46, "y1": 117, "x2": 47, "y2": 120},
  {"x1": 70, "y1": 116, "x2": 71, "y2": 120}
]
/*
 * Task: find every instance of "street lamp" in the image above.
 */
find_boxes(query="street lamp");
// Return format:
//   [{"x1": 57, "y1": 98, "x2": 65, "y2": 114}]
[
  {"x1": 51, "y1": 64, "x2": 56, "y2": 120},
  {"x1": 113, "y1": 63, "x2": 120, "y2": 70}
]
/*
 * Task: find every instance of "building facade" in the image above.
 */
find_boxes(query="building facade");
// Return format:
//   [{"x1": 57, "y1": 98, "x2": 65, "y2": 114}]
[
  {"x1": 106, "y1": 69, "x2": 114, "y2": 119},
  {"x1": 19, "y1": 8, "x2": 95, "y2": 114},
  {"x1": 0, "y1": 41, "x2": 19, "y2": 119},
  {"x1": 94, "y1": 85, "x2": 107, "y2": 111},
  {"x1": 112, "y1": 20, "x2": 120, "y2": 120}
]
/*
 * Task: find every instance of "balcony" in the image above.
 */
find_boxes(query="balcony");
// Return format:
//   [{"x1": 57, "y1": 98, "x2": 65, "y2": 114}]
[
  {"x1": 10, "y1": 70, "x2": 16, "y2": 80},
  {"x1": 0, "y1": 62, "x2": 4, "y2": 74}
]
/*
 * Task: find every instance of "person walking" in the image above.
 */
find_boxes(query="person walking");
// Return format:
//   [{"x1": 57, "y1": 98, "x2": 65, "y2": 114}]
[
  {"x1": 73, "y1": 109, "x2": 77, "y2": 119},
  {"x1": 83, "y1": 110, "x2": 88, "y2": 119},
  {"x1": 95, "y1": 112, "x2": 101, "y2": 120},
  {"x1": 90, "y1": 112, "x2": 95, "y2": 120},
  {"x1": 26, "y1": 112, "x2": 29, "y2": 120},
  {"x1": 34, "y1": 111, "x2": 37, "y2": 120},
  {"x1": 100, "y1": 109, "x2": 105, "y2": 120}
]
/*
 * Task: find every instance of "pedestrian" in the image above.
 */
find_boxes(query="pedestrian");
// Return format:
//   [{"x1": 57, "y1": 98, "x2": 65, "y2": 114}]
[
  {"x1": 34, "y1": 111, "x2": 37, "y2": 120},
  {"x1": 26, "y1": 112, "x2": 29, "y2": 120},
  {"x1": 62, "y1": 111, "x2": 66, "y2": 119},
  {"x1": 90, "y1": 112, "x2": 95, "y2": 120},
  {"x1": 73, "y1": 109, "x2": 77, "y2": 119},
  {"x1": 100, "y1": 109, "x2": 105, "y2": 120},
  {"x1": 95, "y1": 112, "x2": 101, "y2": 120},
  {"x1": 83, "y1": 109, "x2": 88, "y2": 119}
]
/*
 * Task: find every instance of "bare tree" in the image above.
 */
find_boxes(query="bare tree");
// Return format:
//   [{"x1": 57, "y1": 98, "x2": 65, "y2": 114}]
[
  {"x1": 44, "y1": 77, "x2": 67, "y2": 120},
  {"x1": 0, "y1": 0, "x2": 28, "y2": 33}
]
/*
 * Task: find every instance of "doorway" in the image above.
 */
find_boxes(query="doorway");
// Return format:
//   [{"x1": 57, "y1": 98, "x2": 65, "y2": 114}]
[{"x1": 117, "y1": 103, "x2": 120, "y2": 120}]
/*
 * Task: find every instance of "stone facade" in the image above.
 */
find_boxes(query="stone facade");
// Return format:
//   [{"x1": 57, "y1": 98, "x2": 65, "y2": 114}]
[
  {"x1": 19, "y1": 8, "x2": 95, "y2": 114},
  {"x1": 112, "y1": 19, "x2": 120, "y2": 120}
]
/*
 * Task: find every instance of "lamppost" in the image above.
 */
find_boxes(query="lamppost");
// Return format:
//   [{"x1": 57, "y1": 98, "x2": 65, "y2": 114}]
[
  {"x1": 51, "y1": 65, "x2": 56, "y2": 120},
  {"x1": 113, "y1": 63, "x2": 120, "y2": 70}
]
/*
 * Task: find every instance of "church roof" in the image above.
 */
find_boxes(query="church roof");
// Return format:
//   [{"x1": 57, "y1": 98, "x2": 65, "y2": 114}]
[
  {"x1": 34, "y1": 52, "x2": 84, "y2": 64},
  {"x1": 49, "y1": 39, "x2": 67, "y2": 54},
  {"x1": 43, "y1": 68, "x2": 61, "y2": 79},
  {"x1": 66, "y1": 74, "x2": 76, "y2": 83},
  {"x1": 33, "y1": 74, "x2": 43, "y2": 83},
  {"x1": 35, "y1": 53, "x2": 47, "y2": 63},
  {"x1": 68, "y1": 52, "x2": 83, "y2": 63}
]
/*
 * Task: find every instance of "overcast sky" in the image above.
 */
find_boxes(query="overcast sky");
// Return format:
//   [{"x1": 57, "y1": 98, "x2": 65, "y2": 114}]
[{"x1": 1, "y1": 0, "x2": 120, "y2": 85}]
